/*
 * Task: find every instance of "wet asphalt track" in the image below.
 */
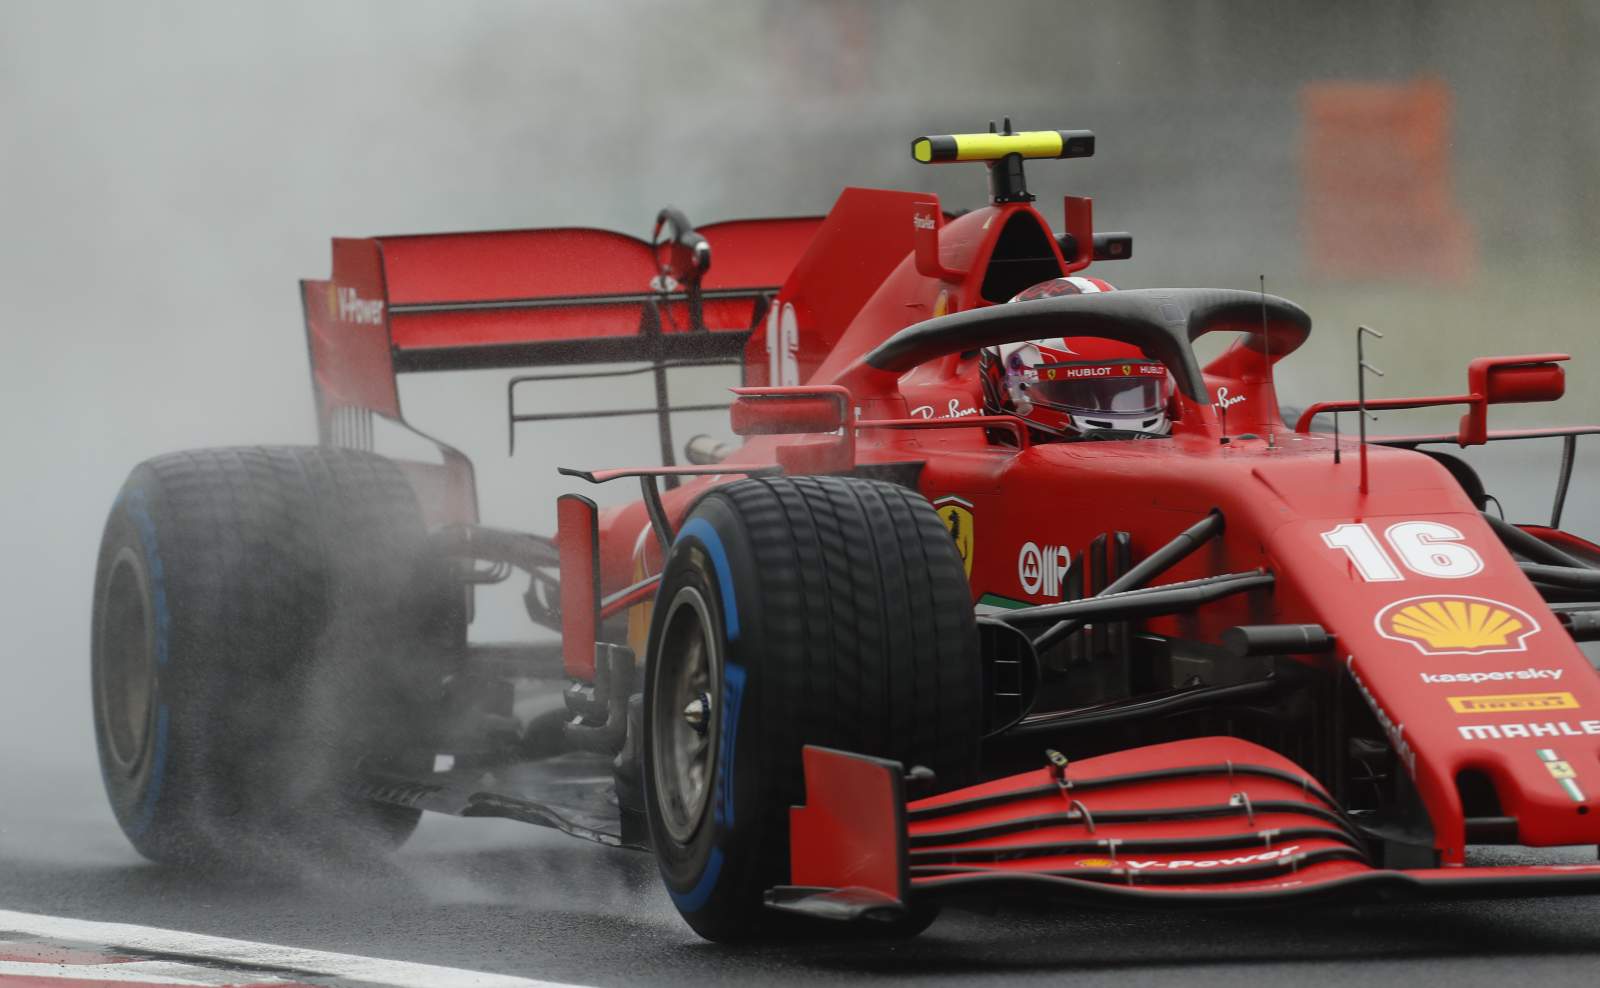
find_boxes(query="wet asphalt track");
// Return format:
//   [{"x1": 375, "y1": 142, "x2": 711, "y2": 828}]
[{"x1": 6, "y1": 782, "x2": 1600, "y2": 988}]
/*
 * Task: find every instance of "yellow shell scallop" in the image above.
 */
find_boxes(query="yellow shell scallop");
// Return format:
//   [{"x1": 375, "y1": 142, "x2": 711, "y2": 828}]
[
  {"x1": 1387, "y1": 598, "x2": 1522, "y2": 650},
  {"x1": 1382, "y1": 594, "x2": 1529, "y2": 649}
]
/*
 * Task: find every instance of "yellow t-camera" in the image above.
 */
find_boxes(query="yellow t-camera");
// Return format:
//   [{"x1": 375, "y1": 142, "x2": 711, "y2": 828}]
[{"x1": 911, "y1": 130, "x2": 1094, "y2": 164}]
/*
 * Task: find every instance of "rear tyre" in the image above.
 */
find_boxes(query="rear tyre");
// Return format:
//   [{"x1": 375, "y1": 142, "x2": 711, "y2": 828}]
[
  {"x1": 643, "y1": 476, "x2": 982, "y2": 941},
  {"x1": 91, "y1": 446, "x2": 461, "y2": 866}
]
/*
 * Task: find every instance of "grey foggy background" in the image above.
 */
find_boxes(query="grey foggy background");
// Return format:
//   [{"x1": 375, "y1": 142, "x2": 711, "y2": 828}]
[{"x1": 2, "y1": 0, "x2": 1597, "y2": 860}]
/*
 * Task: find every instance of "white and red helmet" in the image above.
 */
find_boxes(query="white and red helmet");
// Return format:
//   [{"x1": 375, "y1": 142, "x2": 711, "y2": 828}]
[{"x1": 988, "y1": 277, "x2": 1173, "y2": 438}]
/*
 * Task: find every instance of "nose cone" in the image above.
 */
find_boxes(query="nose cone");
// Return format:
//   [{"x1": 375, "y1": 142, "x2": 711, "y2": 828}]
[{"x1": 1264, "y1": 490, "x2": 1600, "y2": 854}]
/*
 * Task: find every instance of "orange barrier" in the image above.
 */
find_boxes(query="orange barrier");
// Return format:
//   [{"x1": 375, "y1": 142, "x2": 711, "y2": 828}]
[{"x1": 1301, "y1": 78, "x2": 1476, "y2": 282}]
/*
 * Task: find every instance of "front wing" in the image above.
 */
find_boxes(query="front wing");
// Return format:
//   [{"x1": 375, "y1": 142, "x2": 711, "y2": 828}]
[{"x1": 768, "y1": 738, "x2": 1600, "y2": 922}]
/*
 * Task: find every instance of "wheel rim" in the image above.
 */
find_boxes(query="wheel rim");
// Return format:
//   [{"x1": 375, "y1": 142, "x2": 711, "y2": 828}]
[
  {"x1": 650, "y1": 585, "x2": 722, "y2": 845},
  {"x1": 97, "y1": 547, "x2": 157, "y2": 773}
]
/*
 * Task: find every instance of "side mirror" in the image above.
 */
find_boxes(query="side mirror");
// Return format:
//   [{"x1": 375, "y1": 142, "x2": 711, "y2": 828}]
[
  {"x1": 1057, "y1": 231, "x2": 1134, "y2": 263},
  {"x1": 1457, "y1": 354, "x2": 1568, "y2": 445},
  {"x1": 730, "y1": 388, "x2": 849, "y2": 436},
  {"x1": 729, "y1": 386, "x2": 855, "y2": 474},
  {"x1": 1091, "y1": 232, "x2": 1133, "y2": 261},
  {"x1": 1481, "y1": 358, "x2": 1565, "y2": 405}
]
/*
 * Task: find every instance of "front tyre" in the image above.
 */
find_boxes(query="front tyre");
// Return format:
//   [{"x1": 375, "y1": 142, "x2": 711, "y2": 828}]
[{"x1": 643, "y1": 476, "x2": 982, "y2": 941}]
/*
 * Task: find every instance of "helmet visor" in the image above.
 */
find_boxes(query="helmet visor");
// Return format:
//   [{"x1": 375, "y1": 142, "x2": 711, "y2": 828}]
[{"x1": 1028, "y1": 361, "x2": 1169, "y2": 415}]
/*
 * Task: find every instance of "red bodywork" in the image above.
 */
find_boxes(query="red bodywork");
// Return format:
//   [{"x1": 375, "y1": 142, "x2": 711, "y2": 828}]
[{"x1": 302, "y1": 174, "x2": 1600, "y2": 910}]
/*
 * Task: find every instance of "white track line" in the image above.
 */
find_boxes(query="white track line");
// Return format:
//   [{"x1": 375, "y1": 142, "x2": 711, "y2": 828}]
[
  {"x1": 0, "y1": 909, "x2": 594, "y2": 988},
  {"x1": 0, "y1": 958, "x2": 222, "y2": 984}
]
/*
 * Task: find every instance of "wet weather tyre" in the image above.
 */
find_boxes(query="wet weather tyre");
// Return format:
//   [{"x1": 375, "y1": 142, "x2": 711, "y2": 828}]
[
  {"x1": 91, "y1": 446, "x2": 461, "y2": 866},
  {"x1": 643, "y1": 475, "x2": 981, "y2": 941}
]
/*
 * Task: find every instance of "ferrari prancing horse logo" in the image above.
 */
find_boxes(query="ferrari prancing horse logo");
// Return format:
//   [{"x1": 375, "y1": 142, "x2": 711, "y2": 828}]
[{"x1": 933, "y1": 496, "x2": 974, "y2": 577}]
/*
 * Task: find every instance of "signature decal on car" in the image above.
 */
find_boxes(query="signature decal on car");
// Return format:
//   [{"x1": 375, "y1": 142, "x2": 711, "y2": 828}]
[
  {"x1": 1375, "y1": 595, "x2": 1538, "y2": 655},
  {"x1": 911, "y1": 398, "x2": 981, "y2": 420}
]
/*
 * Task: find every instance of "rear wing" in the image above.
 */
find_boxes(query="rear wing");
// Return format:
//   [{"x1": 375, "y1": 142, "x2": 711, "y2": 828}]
[
  {"x1": 299, "y1": 214, "x2": 823, "y2": 521},
  {"x1": 301, "y1": 215, "x2": 823, "y2": 412}
]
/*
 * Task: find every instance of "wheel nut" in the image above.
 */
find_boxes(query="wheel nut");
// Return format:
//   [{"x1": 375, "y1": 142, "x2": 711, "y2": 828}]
[{"x1": 683, "y1": 693, "x2": 711, "y2": 735}]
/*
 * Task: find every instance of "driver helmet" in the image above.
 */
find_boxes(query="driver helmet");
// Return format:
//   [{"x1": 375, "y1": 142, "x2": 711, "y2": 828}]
[{"x1": 988, "y1": 277, "x2": 1173, "y2": 438}]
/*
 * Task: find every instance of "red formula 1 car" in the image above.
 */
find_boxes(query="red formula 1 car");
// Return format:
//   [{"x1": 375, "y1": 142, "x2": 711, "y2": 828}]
[{"x1": 92, "y1": 126, "x2": 1600, "y2": 941}]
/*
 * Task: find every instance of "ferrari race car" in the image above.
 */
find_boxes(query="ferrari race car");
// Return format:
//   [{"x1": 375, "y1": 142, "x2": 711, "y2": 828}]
[{"x1": 92, "y1": 125, "x2": 1600, "y2": 941}]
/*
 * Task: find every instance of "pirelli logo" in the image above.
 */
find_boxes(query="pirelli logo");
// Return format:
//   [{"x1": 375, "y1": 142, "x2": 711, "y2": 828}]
[{"x1": 1447, "y1": 691, "x2": 1578, "y2": 714}]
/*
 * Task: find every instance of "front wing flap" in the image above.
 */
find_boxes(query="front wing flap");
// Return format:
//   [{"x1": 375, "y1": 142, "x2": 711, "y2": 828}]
[{"x1": 768, "y1": 739, "x2": 1600, "y2": 921}]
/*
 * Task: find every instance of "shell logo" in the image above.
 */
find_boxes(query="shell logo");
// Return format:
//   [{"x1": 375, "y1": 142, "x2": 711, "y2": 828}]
[
  {"x1": 1375, "y1": 595, "x2": 1539, "y2": 656},
  {"x1": 1074, "y1": 858, "x2": 1120, "y2": 868}
]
